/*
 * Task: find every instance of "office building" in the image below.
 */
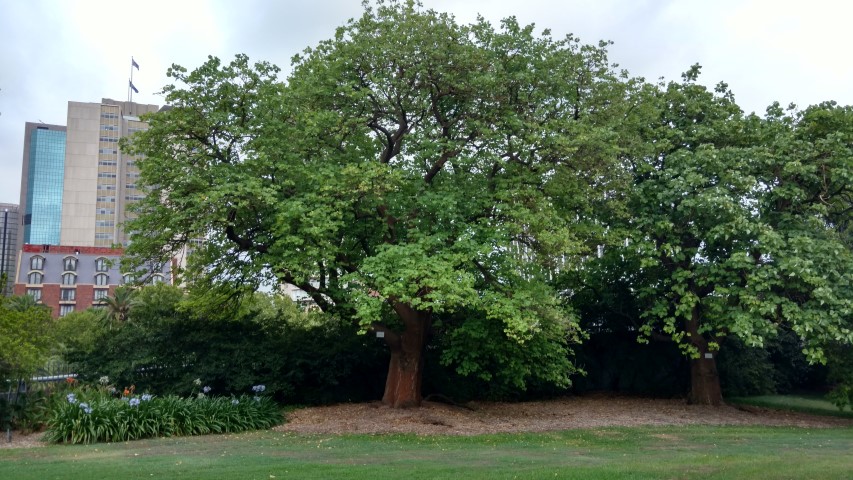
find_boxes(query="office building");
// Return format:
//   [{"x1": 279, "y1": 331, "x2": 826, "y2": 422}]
[
  {"x1": 0, "y1": 203, "x2": 19, "y2": 296},
  {"x1": 19, "y1": 123, "x2": 67, "y2": 249},
  {"x1": 13, "y1": 98, "x2": 169, "y2": 315},
  {"x1": 60, "y1": 98, "x2": 159, "y2": 247}
]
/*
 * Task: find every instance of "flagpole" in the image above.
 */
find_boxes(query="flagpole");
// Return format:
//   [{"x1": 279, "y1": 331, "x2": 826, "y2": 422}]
[{"x1": 129, "y1": 56, "x2": 135, "y2": 104}]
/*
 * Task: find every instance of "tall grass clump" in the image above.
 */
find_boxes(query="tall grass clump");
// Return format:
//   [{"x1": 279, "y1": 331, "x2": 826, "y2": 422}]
[{"x1": 44, "y1": 387, "x2": 280, "y2": 444}]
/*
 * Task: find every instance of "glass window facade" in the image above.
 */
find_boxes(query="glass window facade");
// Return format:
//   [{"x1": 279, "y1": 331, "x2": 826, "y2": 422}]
[
  {"x1": 24, "y1": 128, "x2": 66, "y2": 245},
  {"x1": 0, "y1": 205, "x2": 19, "y2": 296},
  {"x1": 59, "y1": 304, "x2": 75, "y2": 317},
  {"x1": 60, "y1": 288, "x2": 76, "y2": 301}
]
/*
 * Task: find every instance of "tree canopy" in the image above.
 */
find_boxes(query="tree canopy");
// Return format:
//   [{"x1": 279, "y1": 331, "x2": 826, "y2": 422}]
[
  {"x1": 0, "y1": 294, "x2": 54, "y2": 378},
  {"x1": 571, "y1": 67, "x2": 853, "y2": 404},
  {"x1": 123, "y1": 0, "x2": 639, "y2": 406},
  {"x1": 125, "y1": 1, "x2": 853, "y2": 406}
]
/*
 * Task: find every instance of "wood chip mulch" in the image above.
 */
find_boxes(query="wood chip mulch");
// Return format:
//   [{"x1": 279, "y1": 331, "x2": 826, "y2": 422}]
[
  {"x1": 274, "y1": 395, "x2": 853, "y2": 436},
  {"x1": 4, "y1": 395, "x2": 850, "y2": 448}
]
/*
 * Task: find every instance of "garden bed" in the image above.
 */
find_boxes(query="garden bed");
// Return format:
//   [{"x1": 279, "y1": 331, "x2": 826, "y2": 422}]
[
  {"x1": 5, "y1": 394, "x2": 850, "y2": 448},
  {"x1": 277, "y1": 394, "x2": 852, "y2": 436}
]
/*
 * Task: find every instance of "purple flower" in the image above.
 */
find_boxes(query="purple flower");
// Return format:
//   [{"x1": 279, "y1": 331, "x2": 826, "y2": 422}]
[
  {"x1": 129, "y1": 397, "x2": 141, "y2": 407},
  {"x1": 202, "y1": 386, "x2": 212, "y2": 394},
  {"x1": 141, "y1": 393, "x2": 153, "y2": 401},
  {"x1": 66, "y1": 393, "x2": 78, "y2": 404},
  {"x1": 251, "y1": 384, "x2": 266, "y2": 393},
  {"x1": 79, "y1": 402, "x2": 93, "y2": 414}
]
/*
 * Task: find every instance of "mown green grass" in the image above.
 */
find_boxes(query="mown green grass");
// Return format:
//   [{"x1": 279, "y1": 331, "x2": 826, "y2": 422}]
[
  {"x1": 1, "y1": 426, "x2": 851, "y2": 479},
  {"x1": 728, "y1": 394, "x2": 853, "y2": 419}
]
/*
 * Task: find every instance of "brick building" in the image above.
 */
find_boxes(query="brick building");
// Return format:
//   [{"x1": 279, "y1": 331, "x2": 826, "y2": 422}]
[{"x1": 13, "y1": 244, "x2": 171, "y2": 318}]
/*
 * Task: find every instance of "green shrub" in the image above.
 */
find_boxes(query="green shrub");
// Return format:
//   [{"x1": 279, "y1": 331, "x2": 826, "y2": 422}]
[
  {"x1": 43, "y1": 391, "x2": 281, "y2": 444},
  {"x1": 60, "y1": 288, "x2": 387, "y2": 405}
]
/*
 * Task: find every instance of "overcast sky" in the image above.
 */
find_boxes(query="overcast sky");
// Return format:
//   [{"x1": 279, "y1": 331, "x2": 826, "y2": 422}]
[{"x1": 1, "y1": 0, "x2": 851, "y2": 205}]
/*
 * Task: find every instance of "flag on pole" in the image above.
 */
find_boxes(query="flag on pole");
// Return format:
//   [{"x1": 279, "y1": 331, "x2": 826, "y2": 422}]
[
  {"x1": 129, "y1": 80, "x2": 139, "y2": 94},
  {"x1": 132, "y1": 58, "x2": 139, "y2": 70}
]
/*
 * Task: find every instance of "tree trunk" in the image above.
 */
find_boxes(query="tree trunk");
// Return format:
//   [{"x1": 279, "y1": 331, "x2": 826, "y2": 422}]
[
  {"x1": 380, "y1": 302, "x2": 431, "y2": 408},
  {"x1": 686, "y1": 305, "x2": 723, "y2": 405},
  {"x1": 688, "y1": 353, "x2": 723, "y2": 405}
]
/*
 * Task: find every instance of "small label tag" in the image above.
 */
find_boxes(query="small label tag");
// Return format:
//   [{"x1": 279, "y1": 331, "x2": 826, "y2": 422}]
[
  {"x1": 704, "y1": 353, "x2": 713, "y2": 359},
  {"x1": 376, "y1": 331, "x2": 385, "y2": 338}
]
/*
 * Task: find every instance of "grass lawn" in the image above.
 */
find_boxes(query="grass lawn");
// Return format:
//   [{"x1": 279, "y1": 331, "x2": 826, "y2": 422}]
[
  {"x1": 728, "y1": 394, "x2": 853, "y2": 419},
  {"x1": 1, "y1": 426, "x2": 851, "y2": 479}
]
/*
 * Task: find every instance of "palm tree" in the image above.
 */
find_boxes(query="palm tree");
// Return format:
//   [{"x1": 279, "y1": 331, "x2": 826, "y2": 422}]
[
  {"x1": 5, "y1": 293, "x2": 48, "y2": 312},
  {"x1": 102, "y1": 286, "x2": 135, "y2": 324}
]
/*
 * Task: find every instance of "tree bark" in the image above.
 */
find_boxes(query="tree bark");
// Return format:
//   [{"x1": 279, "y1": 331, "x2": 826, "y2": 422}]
[
  {"x1": 686, "y1": 305, "x2": 723, "y2": 406},
  {"x1": 380, "y1": 302, "x2": 431, "y2": 408}
]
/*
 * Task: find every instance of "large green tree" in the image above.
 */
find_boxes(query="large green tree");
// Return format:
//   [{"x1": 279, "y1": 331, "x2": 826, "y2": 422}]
[
  {"x1": 601, "y1": 67, "x2": 853, "y2": 405},
  {"x1": 124, "y1": 1, "x2": 628, "y2": 406}
]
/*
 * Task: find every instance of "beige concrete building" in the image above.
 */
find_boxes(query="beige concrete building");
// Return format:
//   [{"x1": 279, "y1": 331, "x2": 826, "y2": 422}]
[{"x1": 59, "y1": 98, "x2": 159, "y2": 247}]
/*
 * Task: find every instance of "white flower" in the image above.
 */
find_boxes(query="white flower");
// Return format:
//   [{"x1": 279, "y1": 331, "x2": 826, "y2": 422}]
[
  {"x1": 231, "y1": 398, "x2": 239, "y2": 405},
  {"x1": 66, "y1": 393, "x2": 77, "y2": 404},
  {"x1": 98, "y1": 376, "x2": 110, "y2": 386},
  {"x1": 193, "y1": 378, "x2": 202, "y2": 386}
]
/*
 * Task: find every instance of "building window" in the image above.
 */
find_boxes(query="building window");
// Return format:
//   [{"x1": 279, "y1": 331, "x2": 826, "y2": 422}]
[
  {"x1": 61, "y1": 273, "x2": 77, "y2": 285},
  {"x1": 95, "y1": 233, "x2": 113, "y2": 240},
  {"x1": 95, "y1": 257, "x2": 109, "y2": 272},
  {"x1": 122, "y1": 273, "x2": 135, "y2": 284},
  {"x1": 59, "y1": 305, "x2": 75, "y2": 317},
  {"x1": 63, "y1": 256, "x2": 78, "y2": 271},
  {"x1": 27, "y1": 272, "x2": 43, "y2": 285},
  {"x1": 26, "y1": 288, "x2": 42, "y2": 302},
  {"x1": 30, "y1": 256, "x2": 45, "y2": 270},
  {"x1": 94, "y1": 273, "x2": 109, "y2": 286},
  {"x1": 94, "y1": 289, "x2": 109, "y2": 301},
  {"x1": 60, "y1": 288, "x2": 76, "y2": 301},
  {"x1": 148, "y1": 274, "x2": 164, "y2": 285}
]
